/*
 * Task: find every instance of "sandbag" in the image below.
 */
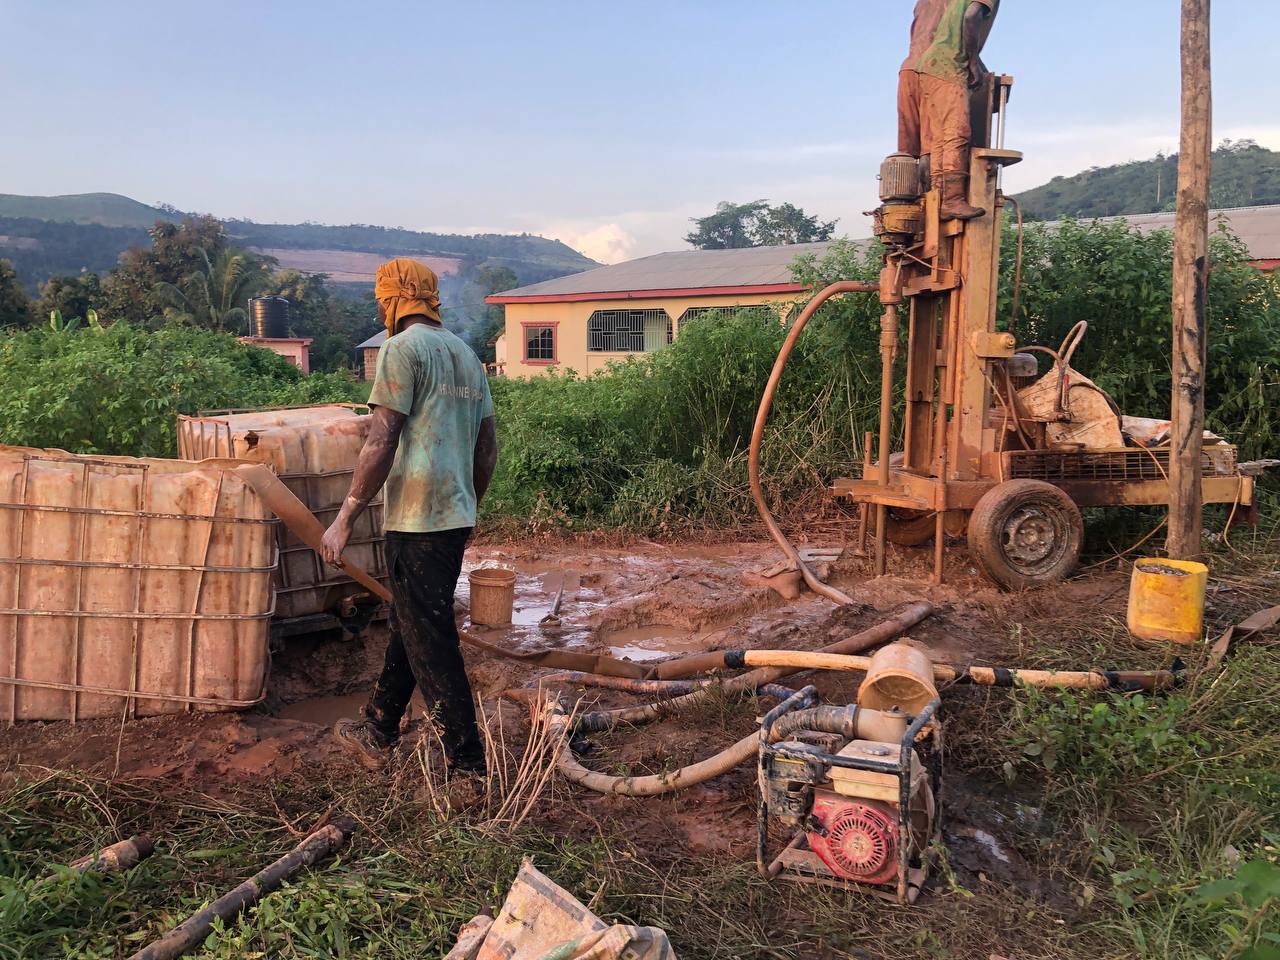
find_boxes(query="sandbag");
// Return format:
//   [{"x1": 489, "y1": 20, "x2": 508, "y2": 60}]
[{"x1": 470, "y1": 860, "x2": 677, "y2": 960}]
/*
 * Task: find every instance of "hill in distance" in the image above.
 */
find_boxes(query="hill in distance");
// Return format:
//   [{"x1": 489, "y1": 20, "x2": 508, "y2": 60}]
[
  {"x1": 0, "y1": 192, "x2": 172, "y2": 229},
  {"x1": 0, "y1": 192, "x2": 598, "y2": 293},
  {"x1": 1013, "y1": 139, "x2": 1280, "y2": 220}
]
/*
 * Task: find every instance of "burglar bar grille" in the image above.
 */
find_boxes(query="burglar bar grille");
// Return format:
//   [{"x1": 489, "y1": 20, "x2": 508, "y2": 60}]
[
  {"x1": 587, "y1": 309, "x2": 672, "y2": 352},
  {"x1": 1008, "y1": 446, "x2": 1235, "y2": 481}
]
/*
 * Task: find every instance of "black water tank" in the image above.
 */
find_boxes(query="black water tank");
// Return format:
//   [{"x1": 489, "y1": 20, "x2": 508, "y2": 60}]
[{"x1": 249, "y1": 296, "x2": 290, "y2": 338}]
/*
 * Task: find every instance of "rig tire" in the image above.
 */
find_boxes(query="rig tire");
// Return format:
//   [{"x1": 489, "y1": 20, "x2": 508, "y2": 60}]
[
  {"x1": 968, "y1": 480, "x2": 1083, "y2": 590},
  {"x1": 878, "y1": 508, "x2": 938, "y2": 547}
]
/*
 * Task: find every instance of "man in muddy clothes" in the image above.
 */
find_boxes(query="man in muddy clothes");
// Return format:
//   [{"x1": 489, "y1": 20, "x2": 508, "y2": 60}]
[
  {"x1": 898, "y1": 0, "x2": 1000, "y2": 221},
  {"x1": 322, "y1": 256, "x2": 497, "y2": 775}
]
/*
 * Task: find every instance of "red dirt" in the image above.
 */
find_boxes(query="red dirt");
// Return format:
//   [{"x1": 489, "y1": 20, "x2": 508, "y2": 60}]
[{"x1": 0, "y1": 537, "x2": 1136, "y2": 898}]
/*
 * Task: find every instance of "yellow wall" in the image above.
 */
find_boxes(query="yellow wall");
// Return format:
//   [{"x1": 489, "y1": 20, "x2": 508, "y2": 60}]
[{"x1": 502, "y1": 292, "x2": 798, "y2": 378}]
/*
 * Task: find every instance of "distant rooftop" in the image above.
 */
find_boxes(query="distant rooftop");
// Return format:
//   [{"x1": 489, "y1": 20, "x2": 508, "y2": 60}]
[
  {"x1": 483, "y1": 205, "x2": 1279, "y2": 307},
  {"x1": 356, "y1": 330, "x2": 387, "y2": 350},
  {"x1": 485, "y1": 240, "x2": 836, "y2": 303},
  {"x1": 1070, "y1": 205, "x2": 1280, "y2": 262}
]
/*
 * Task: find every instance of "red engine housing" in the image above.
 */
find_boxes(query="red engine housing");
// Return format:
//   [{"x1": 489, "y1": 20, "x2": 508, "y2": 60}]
[{"x1": 807, "y1": 791, "x2": 901, "y2": 885}]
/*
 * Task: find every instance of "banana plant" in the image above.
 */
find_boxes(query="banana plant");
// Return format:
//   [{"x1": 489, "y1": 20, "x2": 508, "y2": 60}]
[{"x1": 48, "y1": 309, "x2": 81, "y2": 334}]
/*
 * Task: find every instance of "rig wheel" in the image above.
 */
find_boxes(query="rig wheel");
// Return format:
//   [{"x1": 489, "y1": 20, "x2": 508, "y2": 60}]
[
  {"x1": 870, "y1": 453, "x2": 936, "y2": 546},
  {"x1": 878, "y1": 507, "x2": 938, "y2": 546},
  {"x1": 968, "y1": 480, "x2": 1083, "y2": 590}
]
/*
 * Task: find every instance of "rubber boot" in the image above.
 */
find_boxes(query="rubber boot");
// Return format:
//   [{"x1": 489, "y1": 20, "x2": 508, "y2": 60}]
[{"x1": 939, "y1": 173, "x2": 985, "y2": 221}]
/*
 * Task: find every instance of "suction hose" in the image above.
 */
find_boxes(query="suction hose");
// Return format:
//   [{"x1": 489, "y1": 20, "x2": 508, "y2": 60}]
[
  {"x1": 543, "y1": 696, "x2": 907, "y2": 797},
  {"x1": 748, "y1": 280, "x2": 879, "y2": 606}
]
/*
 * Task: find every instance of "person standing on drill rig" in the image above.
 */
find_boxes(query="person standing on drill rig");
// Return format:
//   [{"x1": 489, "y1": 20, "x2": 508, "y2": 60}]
[
  {"x1": 898, "y1": 0, "x2": 1000, "y2": 221},
  {"x1": 321, "y1": 257, "x2": 498, "y2": 777}
]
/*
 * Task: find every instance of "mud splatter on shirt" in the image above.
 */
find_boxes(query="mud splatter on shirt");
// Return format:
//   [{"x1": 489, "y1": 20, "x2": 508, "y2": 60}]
[{"x1": 368, "y1": 323, "x2": 494, "y2": 532}]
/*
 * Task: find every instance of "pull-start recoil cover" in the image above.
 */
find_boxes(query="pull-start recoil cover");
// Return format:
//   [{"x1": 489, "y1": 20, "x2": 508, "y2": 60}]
[{"x1": 808, "y1": 791, "x2": 901, "y2": 885}]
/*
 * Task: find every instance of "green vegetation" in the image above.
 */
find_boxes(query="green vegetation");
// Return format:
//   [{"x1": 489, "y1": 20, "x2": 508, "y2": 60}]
[
  {"x1": 484, "y1": 217, "x2": 1280, "y2": 533},
  {"x1": 1013, "y1": 140, "x2": 1280, "y2": 220},
  {"x1": 947, "y1": 540, "x2": 1280, "y2": 960},
  {"x1": 0, "y1": 323, "x2": 363, "y2": 457},
  {"x1": 685, "y1": 199, "x2": 838, "y2": 249},
  {"x1": 227, "y1": 219, "x2": 597, "y2": 276},
  {"x1": 0, "y1": 260, "x2": 30, "y2": 328}
]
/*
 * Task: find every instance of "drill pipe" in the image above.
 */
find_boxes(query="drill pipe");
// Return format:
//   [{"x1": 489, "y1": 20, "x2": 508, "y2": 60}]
[
  {"x1": 748, "y1": 279, "x2": 879, "y2": 606},
  {"x1": 534, "y1": 672, "x2": 797, "y2": 701},
  {"x1": 39, "y1": 835, "x2": 155, "y2": 886},
  {"x1": 126, "y1": 819, "x2": 355, "y2": 960}
]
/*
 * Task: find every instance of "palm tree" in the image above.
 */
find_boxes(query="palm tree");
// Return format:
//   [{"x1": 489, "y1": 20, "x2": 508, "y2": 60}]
[{"x1": 153, "y1": 247, "x2": 269, "y2": 331}]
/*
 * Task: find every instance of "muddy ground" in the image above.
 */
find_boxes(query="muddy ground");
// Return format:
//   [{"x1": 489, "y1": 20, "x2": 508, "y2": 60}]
[{"x1": 0, "y1": 537, "x2": 1140, "y2": 909}]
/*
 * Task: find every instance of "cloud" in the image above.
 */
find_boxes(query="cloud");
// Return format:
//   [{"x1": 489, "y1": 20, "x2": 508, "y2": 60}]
[{"x1": 549, "y1": 222, "x2": 638, "y2": 264}]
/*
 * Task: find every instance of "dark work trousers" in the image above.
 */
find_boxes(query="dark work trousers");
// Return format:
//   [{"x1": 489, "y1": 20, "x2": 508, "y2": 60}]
[{"x1": 364, "y1": 527, "x2": 484, "y2": 770}]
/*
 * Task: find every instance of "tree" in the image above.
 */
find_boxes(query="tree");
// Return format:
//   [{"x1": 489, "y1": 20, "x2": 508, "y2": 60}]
[
  {"x1": 38, "y1": 272, "x2": 103, "y2": 325},
  {"x1": 101, "y1": 215, "x2": 228, "y2": 323},
  {"x1": 685, "y1": 200, "x2": 769, "y2": 249},
  {"x1": 152, "y1": 246, "x2": 272, "y2": 332},
  {"x1": 0, "y1": 259, "x2": 33, "y2": 328},
  {"x1": 472, "y1": 263, "x2": 518, "y2": 362},
  {"x1": 685, "y1": 200, "x2": 837, "y2": 249},
  {"x1": 753, "y1": 203, "x2": 839, "y2": 246}
]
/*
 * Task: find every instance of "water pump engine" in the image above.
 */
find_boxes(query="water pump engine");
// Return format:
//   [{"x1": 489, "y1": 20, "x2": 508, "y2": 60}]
[{"x1": 757, "y1": 689, "x2": 942, "y2": 904}]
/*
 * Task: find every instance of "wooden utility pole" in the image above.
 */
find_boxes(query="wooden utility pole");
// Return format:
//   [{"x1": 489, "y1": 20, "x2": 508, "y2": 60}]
[{"x1": 1167, "y1": 0, "x2": 1212, "y2": 559}]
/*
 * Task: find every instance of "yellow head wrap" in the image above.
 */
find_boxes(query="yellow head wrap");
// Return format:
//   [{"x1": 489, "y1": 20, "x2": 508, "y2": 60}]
[{"x1": 374, "y1": 257, "x2": 442, "y2": 335}]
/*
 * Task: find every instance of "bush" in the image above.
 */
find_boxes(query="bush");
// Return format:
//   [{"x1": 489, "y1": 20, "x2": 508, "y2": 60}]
[{"x1": 0, "y1": 322, "x2": 365, "y2": 458}]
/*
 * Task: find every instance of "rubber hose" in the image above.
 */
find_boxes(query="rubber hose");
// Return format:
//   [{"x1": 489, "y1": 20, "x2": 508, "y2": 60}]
[
  {"x1": 748, "y1": 280, "x2": 878, "y2": 606},
  {"x1": 579, "y1": 601, "x2": 935, "y2": 731},
  {"x1": 769, "y1": 704, "x2": 908, "y2": 744},
  {"x1": 549, "y1": 700, "x2": 908, "y2": 797}
]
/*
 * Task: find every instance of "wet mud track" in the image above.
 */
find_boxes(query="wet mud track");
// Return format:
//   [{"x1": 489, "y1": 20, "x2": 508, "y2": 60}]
[{"x1": 0, "y1": 537, "x2": 1136, "y2": 904}]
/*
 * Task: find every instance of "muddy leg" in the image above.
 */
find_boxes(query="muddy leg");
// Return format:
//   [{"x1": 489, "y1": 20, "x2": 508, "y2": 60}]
[
  {"x1": 385, "y1": 529, "x2": 485, "y2": 771},
  {"x1": 363, "y1": 599, "x2": 417, "y2": 742}
]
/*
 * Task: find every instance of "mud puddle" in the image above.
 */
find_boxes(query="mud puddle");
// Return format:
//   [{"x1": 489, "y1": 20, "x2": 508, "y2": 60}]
[
  {"x1": 277, "y1": 690, "x2": 428, "y2": 726},
  {"x1": 604, "y1": 623, "x2": 730, "y2": 662}
]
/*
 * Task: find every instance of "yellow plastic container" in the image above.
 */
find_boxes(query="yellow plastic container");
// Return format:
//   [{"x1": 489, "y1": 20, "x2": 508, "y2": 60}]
[
  {"x1": 1127, "y1": 557, "x2": 1208, "y2": 645},
  {"x1": 469, "y1": 567, "x2": 516, "y2": 627}
]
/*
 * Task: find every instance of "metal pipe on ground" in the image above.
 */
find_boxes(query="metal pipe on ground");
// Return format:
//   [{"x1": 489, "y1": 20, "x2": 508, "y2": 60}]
[
  {"x1": 534, "y1": 672, "x2": 797, "y2": 701},
  {"x1": 748, "y1": 280, "x2": 879, "y2": 606},
  {"x1": 126, "y1": 818, "x2": 355, "y2": 960}
]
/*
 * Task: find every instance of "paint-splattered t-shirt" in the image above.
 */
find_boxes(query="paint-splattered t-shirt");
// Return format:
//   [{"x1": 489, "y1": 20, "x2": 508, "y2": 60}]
[{"x1": 368, "y1": 322, "x2": 494, "y2": 533}]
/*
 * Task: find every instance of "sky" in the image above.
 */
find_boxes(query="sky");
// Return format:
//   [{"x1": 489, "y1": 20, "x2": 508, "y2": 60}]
[{"x1": 2, "y1": 1, "x2": 1275, "y2": 264}]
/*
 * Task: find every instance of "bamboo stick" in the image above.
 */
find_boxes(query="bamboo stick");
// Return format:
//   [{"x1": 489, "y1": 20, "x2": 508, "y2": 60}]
[
  {"x1": 126, "y1": 818, "x2": 356, "y2": 960},
  {"x1": 38, "y1": 835, "x2": 154, "y2": 886}
]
